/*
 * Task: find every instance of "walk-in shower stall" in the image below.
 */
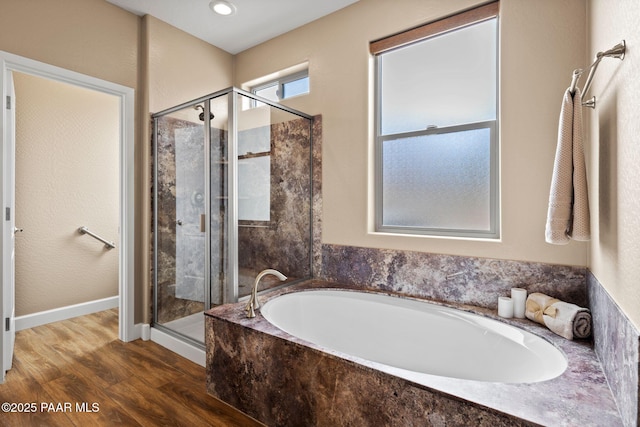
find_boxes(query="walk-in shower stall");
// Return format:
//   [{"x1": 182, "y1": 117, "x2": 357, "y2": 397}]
[{"x1": 152, "y1": 87, "x2": 313, "y2": 347}]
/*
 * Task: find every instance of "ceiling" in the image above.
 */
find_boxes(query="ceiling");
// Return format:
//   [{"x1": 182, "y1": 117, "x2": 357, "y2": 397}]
[{"x1": 106, "y1": 0, "x2": 359, "y2": 54}]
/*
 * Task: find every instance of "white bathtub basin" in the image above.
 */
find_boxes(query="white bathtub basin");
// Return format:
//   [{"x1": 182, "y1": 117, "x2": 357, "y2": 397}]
[{"x1": 261, "y1": 289, "x2": 567, "y2": 383}]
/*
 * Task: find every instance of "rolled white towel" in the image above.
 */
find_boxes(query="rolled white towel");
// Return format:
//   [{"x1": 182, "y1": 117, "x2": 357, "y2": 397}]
[{"x1": 525, "y1": 292, "x2": 592, "y2": 340}]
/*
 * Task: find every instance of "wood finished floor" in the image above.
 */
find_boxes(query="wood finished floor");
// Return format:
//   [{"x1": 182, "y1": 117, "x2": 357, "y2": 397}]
[{"x1": 0, "y1": 309, "x2": 264, "y2": 427}]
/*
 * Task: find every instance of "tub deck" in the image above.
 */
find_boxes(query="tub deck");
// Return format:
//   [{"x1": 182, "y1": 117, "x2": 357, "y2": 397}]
[{"x1": 205, "y1": 280, "x2": 622, "y2": 426}]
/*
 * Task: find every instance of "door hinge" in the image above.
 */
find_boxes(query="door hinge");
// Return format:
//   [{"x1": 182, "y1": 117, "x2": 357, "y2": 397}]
[
  {"x1": 5, "y1": 207, "x2": 9, "y2": 221},
  {"x1": 5, "y1": 95, "x2": 10, "y2": 110},
  {"x1": 5, "y1": 318, "x2": 9, "y2": 332}
]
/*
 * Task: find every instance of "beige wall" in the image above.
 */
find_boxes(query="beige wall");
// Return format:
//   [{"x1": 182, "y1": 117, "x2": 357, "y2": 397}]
[
  {"x1": 142, "y1": 15, "x2": 233, "y2": 322},
  {"x1": 0, "y1": 0, "x2": 142, "y2": 319},
  {"x1": 8, "y1": 0, "x2": 637, "y2": 331},
  {"x1": 146, "y1": 15, "x2": 234, "y2": 113},
  {"x1": 14, "y1": 73, "x2": 120, "y2": 316},
  {"x1": 587, "y1": 0, "x2": 640, "y2": 328},
  {"x1": 1, "y1": 0, "x2": 234, "y2": 322},
  {"x1": 0, "y1": 0, "x2": 138, "y2": 90},
  {"x1": 234, "y1": 0, "x2": 587, "y2": 266}
]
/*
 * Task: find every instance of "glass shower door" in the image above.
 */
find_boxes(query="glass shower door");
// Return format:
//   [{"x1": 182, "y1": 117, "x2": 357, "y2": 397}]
[
  {"x1": 235, "y1": 91, "x2": 313, "y2": 297},
  {"x1": 152, "y1": 88, "x2": 312, "y2": 347},
  {"x1": 154, "y1": 102, "x2": 207, "y2": 341},
  {"x1": 208, "y1": 94, "x2": 229, "y2": 307}
]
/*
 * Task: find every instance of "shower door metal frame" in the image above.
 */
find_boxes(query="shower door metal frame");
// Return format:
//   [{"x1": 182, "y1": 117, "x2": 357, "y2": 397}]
[
  {"x1": 151, "y1": 99, "x2": 216, "y2": 336},
  {"x1": 230, "y1": 87, "x2": 315, "y2": 298},
  {"x1": 202, "y1": 99, "x2": 212, "y2": 311},
  {"x1": 225, "y1": 91, "x2": 238, "y2": 304},
  {"x1": 152, "y1": 87, "x2": 314, "y2": 340}
]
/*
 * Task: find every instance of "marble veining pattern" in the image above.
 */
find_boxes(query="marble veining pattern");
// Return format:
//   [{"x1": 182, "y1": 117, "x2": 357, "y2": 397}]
[
  {"x1": 193, "y1": 108, "x2": 631, "y2": 423},
  {"x1": 154, "y1": 116, "x2": 205, "y2": 323},
  {"x1": 154, "y1": 112, "x2": 317, "y2": 324},
  {"x1": 588, "y1": 272, "x2": 640, "y2": 427},
  {"x1": 237, "y1": 116, "x2": 313, "y2": 284},
  {"x1": 206, "y1": 280, "x2": 622, "y2": 426},
  {"x1": 311, "y1": 116, "x2": 323, "y2": 277},
  {"x1": 321, "y1": 244, "x2": 588, "y2": 309}
]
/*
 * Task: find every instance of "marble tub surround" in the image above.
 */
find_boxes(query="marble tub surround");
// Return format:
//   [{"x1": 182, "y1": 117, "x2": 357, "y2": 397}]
[
  {"x1": 588, "y1": 272, "x2": 640, "y2": 427},
  {"x1": 321, "y1": 244, "x2": 588, "y2": 310},
  {"x1": 205, "y1": 281, "x2": 622, "y2": 426}
]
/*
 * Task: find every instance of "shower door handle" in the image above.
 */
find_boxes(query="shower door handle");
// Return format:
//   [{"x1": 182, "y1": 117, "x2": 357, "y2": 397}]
[{"x1": 200, "y1": 214, "x2": 206, "y2": 233}]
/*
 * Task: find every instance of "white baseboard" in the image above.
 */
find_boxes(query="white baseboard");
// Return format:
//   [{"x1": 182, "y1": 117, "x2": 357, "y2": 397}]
[
  {"x1": 15, "y1": 296, "x2": 119, "y2": 331},
  {"x1": 125, "y1": 323, "x2": 145, "y2": 342},
  {"x1": 141, "y1": 323, "x2": 151, "y2": 341},
  {"x1": 150, "y1": 327, "x2": 206, "y2": 367}
]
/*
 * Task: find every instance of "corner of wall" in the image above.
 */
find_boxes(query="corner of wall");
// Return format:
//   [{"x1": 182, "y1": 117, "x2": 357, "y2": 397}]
[
  {"x1": 138, "y1": 15, "x2": 152, "y2": 325},
  {"x1": 588, "y1": 271, "x2": 639, "y2": 426}
]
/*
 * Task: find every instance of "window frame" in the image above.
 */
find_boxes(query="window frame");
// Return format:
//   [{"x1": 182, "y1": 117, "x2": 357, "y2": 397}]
[
  {"x1": 375, "y1": 120, "x2": 499, "y2": 238},
  {"x1": 250, "y1": 70, "x2": 309, "y2": 104},
  {"x1": 372, "y1": 2, "x2": 500, "y2": 239}
]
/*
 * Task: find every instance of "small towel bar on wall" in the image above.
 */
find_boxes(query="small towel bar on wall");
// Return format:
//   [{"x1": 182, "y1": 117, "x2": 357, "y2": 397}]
[
  {"x1": 78, "y1": 226, "x2": 116, "y2": 249},
  {"x1": 569, "y1": 40, "x2": 626, "y2": 109}
]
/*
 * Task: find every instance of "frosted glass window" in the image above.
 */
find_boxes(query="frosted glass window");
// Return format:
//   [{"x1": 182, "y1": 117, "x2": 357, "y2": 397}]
[
  {"x1": 382, "y1": 126, "x2": 492, "y2": 230},
  {"x1": 380, "y1": 19, "x2": 497, "y2": 135},
  {"x1": 374, "y1": 14, "x2": 499, "y2": 238}
]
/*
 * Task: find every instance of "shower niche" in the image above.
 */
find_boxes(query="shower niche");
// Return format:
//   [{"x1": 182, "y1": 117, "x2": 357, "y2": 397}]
[{"x1": 152, "y1": 87, "x2": 313, "y2": 346}]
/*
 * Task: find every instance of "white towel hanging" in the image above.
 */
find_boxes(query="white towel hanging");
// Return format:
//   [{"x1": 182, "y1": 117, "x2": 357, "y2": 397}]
[{"x1": 545, "y1": 87, "x2": 590, "y2": 244}]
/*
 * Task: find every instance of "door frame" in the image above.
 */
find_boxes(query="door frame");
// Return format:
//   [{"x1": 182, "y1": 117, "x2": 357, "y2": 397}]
[{"x1": 0, "y1": 51, "x2": 136, "y2": 342}]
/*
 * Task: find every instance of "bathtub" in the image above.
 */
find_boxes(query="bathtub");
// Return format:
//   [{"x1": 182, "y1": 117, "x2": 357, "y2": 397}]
[
  {"x1": 206, "y1": 282, "x2": 623, "y2": 426},
  {"x1": 260, "y1": 289, "x2": 567, "y2": 383}
]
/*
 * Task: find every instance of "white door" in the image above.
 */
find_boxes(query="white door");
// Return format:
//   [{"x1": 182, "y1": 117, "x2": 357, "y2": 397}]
[{"x1": 1, "y1": 69, "x2": 16, "y2": 383}]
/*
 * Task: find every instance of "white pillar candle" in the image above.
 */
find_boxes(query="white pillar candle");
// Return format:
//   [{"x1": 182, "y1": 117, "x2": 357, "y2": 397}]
[
  {"x1": 498, "y1": 296, "x2": 514, "y2": 318},
  {"x1": 511, "y1": 288, "x2": 527, "y2": 319}
]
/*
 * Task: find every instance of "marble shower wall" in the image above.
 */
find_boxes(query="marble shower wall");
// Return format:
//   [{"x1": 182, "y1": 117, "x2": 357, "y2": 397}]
[
  {"x1": 156, "y1": 116, "x2": 199, "y2": 323},
  {"x1": 154, "y1": 111, "x2": 317, "y2": 321},
  {"x1": 155, "y1": 115, "x2": 228, "y2": 323},
  {"x1": 237, "y1": 116, "x2": 314, "y2": 292}
]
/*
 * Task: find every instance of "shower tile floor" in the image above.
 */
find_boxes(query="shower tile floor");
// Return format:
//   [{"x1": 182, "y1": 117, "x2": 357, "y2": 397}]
[{"x1": 163, "y1": 312, "x2": 205, "y2": 342}]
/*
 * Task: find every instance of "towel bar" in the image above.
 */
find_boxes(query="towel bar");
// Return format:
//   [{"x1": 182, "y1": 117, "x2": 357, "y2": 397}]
[
  {"x1": 78, "y1": 226, "x2": 116, "y2": 249},
  {"x1": 569, "y1": 40, "x2": 626, "y2": 109}
]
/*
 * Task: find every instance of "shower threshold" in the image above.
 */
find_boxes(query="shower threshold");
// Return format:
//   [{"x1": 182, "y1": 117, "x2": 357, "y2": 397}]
[
  {"x1": 163, "y1": 312, "x2": 205, "y2": 342},
  {"x1": 151, "y1": 317, "x2": 206, "y2": 367}
]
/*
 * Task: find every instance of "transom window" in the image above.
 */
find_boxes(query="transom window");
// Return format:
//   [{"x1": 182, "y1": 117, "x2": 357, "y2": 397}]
[
  {"x1": 251, "y1": 70, "x2": 309, "y2": 105},
  {"x1": 372, "y1": 2, "x2": 499, "y2": 238}
]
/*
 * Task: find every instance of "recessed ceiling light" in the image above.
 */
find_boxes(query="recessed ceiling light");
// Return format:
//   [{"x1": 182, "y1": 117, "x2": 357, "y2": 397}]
[{"x1": 210, "y1": 0, "x2": 237, "y2": 16}]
